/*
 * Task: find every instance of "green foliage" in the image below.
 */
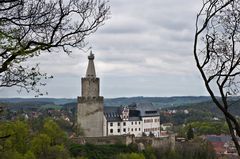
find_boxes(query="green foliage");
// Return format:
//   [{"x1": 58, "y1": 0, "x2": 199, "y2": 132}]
[
  {"x1": 116, "y1": 152, "x2": 145, "y2": 159},
  {"x1": 31, "y1": 134, "x2": 51, "y2": 157},
  {"x1": 0, "y1": 150, "x2": 25, "y2": 159},
  {"x1": 143, "y1": 146, "x2": 156, "y2": 159},
  {"x1": 0, "y1": 121, "x2": 31, "y2": 159},
  {"x1": 0, "y1": 121, "x2": 30, "y2": 152},
  {"x1": 186, "y1": 125, "x2": 194, "y2": 140},
  {"x1": 187, "y1": 121, "x2": 228, "y2": 135},
  {"x1": 28, "y1": 116, "x2": 44, "y2": 132},
  {"x1": 47, "y1": 144, "x2": 69, "y2": 159},
  {"x1": 24, "y1": 151, "x2": 36, "y2": 159},
  {"x1": 0, "y1": 119, "x2": 69, "y2": 159},
  {"x1": 164, "y1": 150, "x2": 181, "y2": 159},
  {"x1": 42, "y1": 118, "x2": 67, "y2": 145},
  {"x1": 69, "y1": 143, "x2": 139, "y2": 159},
  {"x1": 76, "y1": 157, "x2": 88, "y2": 159},
  {"x1": 55, "y1": 118, "x2": 73, "y2": 133},
  {"x1": 177, "y1": 121, "x2": 229, "y2": 138},
  {"x1": 39, "y1": 104, "x2": 62, "y2": 110}
]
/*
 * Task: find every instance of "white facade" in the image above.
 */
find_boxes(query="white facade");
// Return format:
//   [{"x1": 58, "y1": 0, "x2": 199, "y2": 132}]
[
  {"x1": 106, "y1": 120, "x2": 143, "y2": 137},
  {"x1": 142, "y1": 116, "x2": 160, "y2": 137},
  {"x1": 104, "y1": 105, "x2": 161, "y2": 137}
]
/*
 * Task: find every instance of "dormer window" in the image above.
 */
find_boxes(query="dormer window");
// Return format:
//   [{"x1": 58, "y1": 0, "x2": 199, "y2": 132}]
[{"x1": 120, "y1": 106, "x2": 129, "y2": 120}]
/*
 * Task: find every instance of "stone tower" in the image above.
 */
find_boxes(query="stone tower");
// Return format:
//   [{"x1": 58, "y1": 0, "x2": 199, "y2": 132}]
[{"x1": 77, "y1": 51, "x2": 104, "y2": 137}]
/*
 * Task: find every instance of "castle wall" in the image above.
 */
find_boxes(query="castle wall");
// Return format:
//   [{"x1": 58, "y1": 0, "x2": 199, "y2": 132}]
[
  {"x1": 71, "y1": 135, "x2": 175, "y2": 150},
  {"x1": 77, "y1": 96, "x2": 104, "y2": 137},
  {"x1": 103, "y1": 115, "x2": 107, "y2": 136},
  {"x1": 71, "y1": 135, "x2": 134, "y2": 145}
]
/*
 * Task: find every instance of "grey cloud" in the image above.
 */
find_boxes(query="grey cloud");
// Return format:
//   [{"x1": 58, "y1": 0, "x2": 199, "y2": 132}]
[
  {"x1": 0, "y1": 0, "x2": 208, "y2": 98},
  {"x1": 99, "y1": 16, "x2": 146, "y2": 34}
]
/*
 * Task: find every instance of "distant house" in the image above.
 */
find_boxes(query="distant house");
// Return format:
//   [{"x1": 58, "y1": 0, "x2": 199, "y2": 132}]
[
  {"x1": 104, "y1": 103, "x2": 161, "y2": 137},
  {"x1": 213, "y1": 117, "x2": 220, "y2": 121},
  {"x1": 205, "y1": 135, "x2": 240, "y2": 157},
  {"x1": 161, "y1": 123, "x2": 173, "y2": 131},
  {"x1": 183, "y1": 109, "x2": 189, "y2": 114}
]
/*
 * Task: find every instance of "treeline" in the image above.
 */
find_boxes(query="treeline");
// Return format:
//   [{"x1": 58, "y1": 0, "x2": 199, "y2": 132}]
[
  {"x1": 69, "y1": 141, "x2": 215, "y2": 159},
  {"x1": 0, "y1": 119, "x2": 69, "y2": 159},
  {"x1": 0, "y1": 118, "x2": 216, "y2": 159},
  {"x1": 173, "y1": 121, "x2": 230, "y2": 141}
]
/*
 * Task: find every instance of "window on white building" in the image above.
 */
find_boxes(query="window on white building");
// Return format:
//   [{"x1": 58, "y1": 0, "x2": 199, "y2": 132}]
[
  {"x1": 118, "y1": 129, "x2": 120, "y2": 133},
  {"x1": 131, "y1": 122, "x2": 133, "y2": 125},
  {"x1": 139, "y1": 128, "x2": 141, "y2": 131},
  {"x1": 118, "y1": 122, "x2": 120, "y2": 126},
  {"x1": 123, "y1": 128, "x2": 126, "y2": 132},
  {"x1": 123, "y1": 122, "x2": 126, "y2": 126},
  {"x1": 144, "y1": 119, "x2": 153, "y2": 123},
  {"x1": 155, "y1": 119, "x2": 160, "y2": 122},
  {"x1": 131, "y1": 128, "x2": 133, "y2": 132},
  {"x1": 139, "y1": 121, "x2": 140, "y2": 124},
  {"x1": 110, "y1": 122, "x2": 113, "y2": 126},
  {"x1": 135, "y1": 121, "x2": 137, "y2": 125},
  {"x1": 110, "y1": 129, "x2": 113, "y2": 133},
  {"x1": 135, "y1": 128, "x2": 137, "y2": 131}
]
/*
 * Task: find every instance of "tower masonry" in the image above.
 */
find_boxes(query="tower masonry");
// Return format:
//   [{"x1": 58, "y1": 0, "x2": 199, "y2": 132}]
[{"x1": 77, "y1": 52, "x2": 104, "y2": 137}]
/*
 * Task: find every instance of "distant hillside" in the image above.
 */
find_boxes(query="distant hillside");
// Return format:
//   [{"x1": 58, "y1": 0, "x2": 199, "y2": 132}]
[
  {"x1": 0, "y1": 101, "x2": 56, "y2": 111},
  {"x1": 104, "y1": 96, "x2": 212, "y2": 107},
  {"x1": 167, "y1": 99, "x2": 240, "y2": 117},
  {"x1": 1, "y1": 96, "x2": 240, "y2": 110},
  {"x1": 0, "y1": 98, "x2": 76, "y2": 105},
  {"x1": 161, "y1": 98, "x2": 240, "y2": 124},
  {"x1": 0, "y1": 96, "x2": 213, "y2": 108}
]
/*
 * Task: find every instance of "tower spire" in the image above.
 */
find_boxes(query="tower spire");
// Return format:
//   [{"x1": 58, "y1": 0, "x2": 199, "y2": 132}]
[{"x1": 86, "y1": 51, "x2": 96, "y2": 78}]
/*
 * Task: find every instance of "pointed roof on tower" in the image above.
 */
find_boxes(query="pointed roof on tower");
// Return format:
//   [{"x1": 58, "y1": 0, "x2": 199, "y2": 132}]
[{"x1": 86, "y1": 51, "x2": 96, "y2": 78}]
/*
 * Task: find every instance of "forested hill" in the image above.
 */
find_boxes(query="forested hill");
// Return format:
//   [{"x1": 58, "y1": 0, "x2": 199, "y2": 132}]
[
  {"x1": 0, "y1": 96, "x2": 214, "y2": 108},
  {"x1": 165, "y1": 99, "x2": 240, "y2": 117},
  {"x1": 104, "y1": 96, "x2": 212, "y2": 107},
  {"x1": 1, "y1": 96, "x2": 240, "y2": 109},
  {"x1": 0, "y1": 98, "x2": 76, "y2": 105}
]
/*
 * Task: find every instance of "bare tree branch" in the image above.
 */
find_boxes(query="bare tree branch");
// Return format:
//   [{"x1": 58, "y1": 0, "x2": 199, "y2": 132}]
[
  {"x1": 194, "y1": 0, "x2": 240, "y2": 155},
  {"x1": 0, "y1": 0, "x2": 110, "y2": 95}
]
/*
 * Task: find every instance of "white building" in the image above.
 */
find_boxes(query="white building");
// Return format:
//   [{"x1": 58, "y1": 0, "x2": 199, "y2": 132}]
[{"x1": 104, "y1": 103, "x2": 161, "y2": 137}]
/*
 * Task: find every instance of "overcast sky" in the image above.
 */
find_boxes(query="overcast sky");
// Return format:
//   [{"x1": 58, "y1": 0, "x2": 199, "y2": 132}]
[{"x1": 0, "y1": 0, "x2": 209, "y2": 98}]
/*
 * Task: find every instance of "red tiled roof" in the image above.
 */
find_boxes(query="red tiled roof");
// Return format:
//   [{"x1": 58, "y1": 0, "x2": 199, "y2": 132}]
[{"x1": 211, "y1": 142, "x2": 225, "y2": 154}]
